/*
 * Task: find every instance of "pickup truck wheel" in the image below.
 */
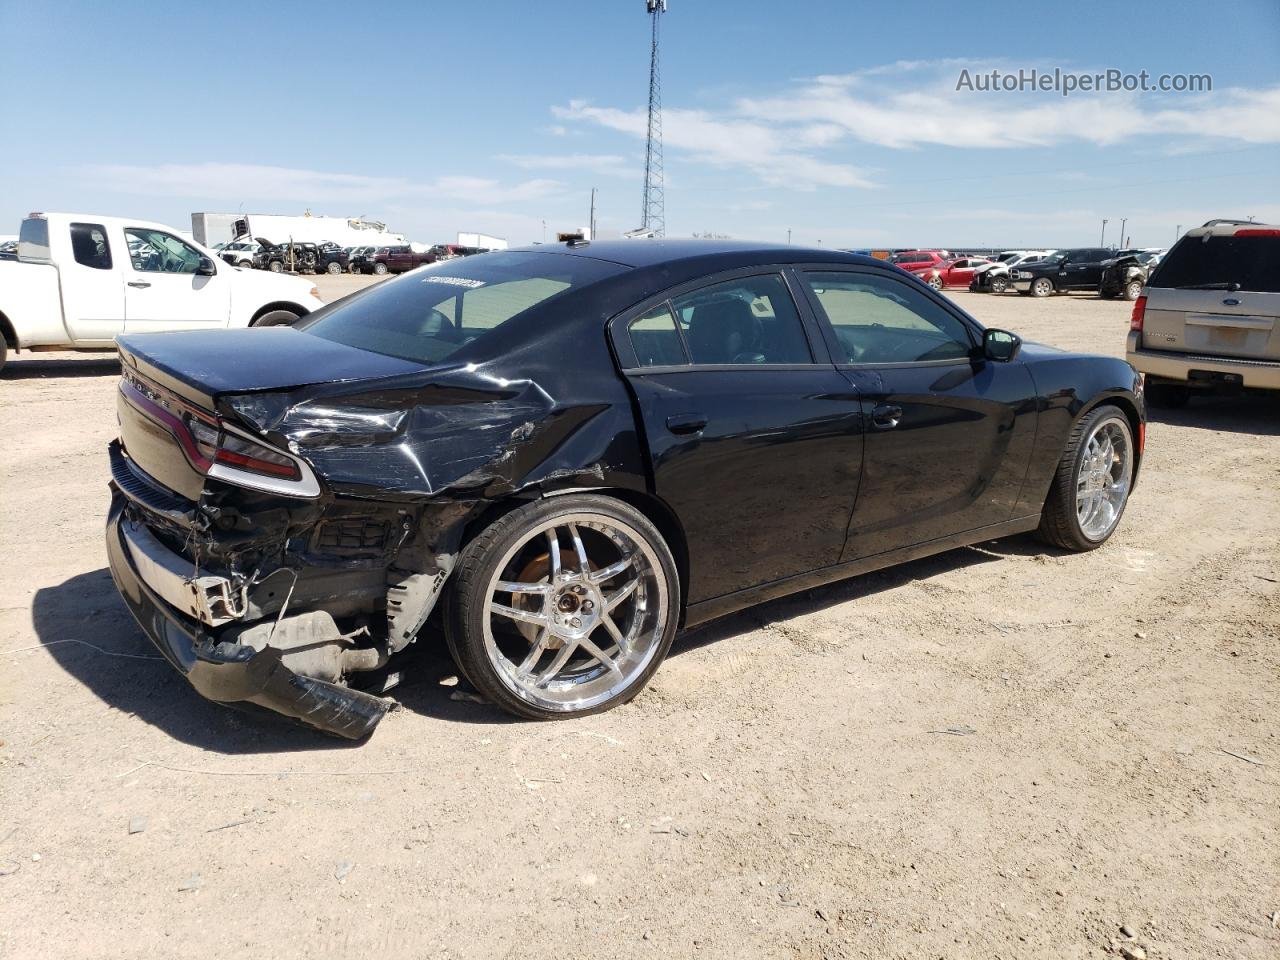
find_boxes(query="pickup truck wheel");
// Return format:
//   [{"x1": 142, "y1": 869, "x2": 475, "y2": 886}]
[
  {"x1": 1031, "y1": 277, "x2": 1054, "y2": 298},
  {"x1": 1124, "y1": 279, "x2": 1143, "y2": 301},
  {"x1": 252, "y1": 309, "x2": 301, "y2": 327},
  {"x1": 443, "y1": 495, "x2": 680, "y2": 720},
  {"x1": 990, "y1": 276, "x2": 1009, "y2": 293},
  {"x1": 1146, "y1": 382, "x2": 1190, "y2": 409},
  {"x1": 373, "y1": 263, "x2": 388, "y2": 276},
  {"x1": 326, "y1": 261, "x2": 342, "y2": 275},
  {"x1": 268, "y1": 261, "x2": 283, "y2": 273},
  {"x1": 1037, "y1": 405, "x2": 1135, "y2": 552}
]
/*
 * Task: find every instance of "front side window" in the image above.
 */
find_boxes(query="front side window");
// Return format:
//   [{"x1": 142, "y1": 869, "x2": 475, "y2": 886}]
[
  {"x1": 70, "y1": 222, "x2": 112, "y2": 270},
  {"x1": 669, "y1": 274, "x2": 812, "y2": 365},
  {"x1": 803, "y1": 271, "x2": 974, "y2": 364},
  {"x1": 125, "y1": 228, "x2": 204, "y2": 274},
  {"x1": 300, "y1": 251, "x2": 624, "y2": 366}
]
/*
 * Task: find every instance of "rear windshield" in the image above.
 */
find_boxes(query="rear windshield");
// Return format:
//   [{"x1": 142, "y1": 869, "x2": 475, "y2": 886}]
[
  {"x1": 299, "y1": 251, "x2": 625, "y2": 365},
  {"x1": 1149, "y1": 234, "x2": 1280, "y2": 293}
]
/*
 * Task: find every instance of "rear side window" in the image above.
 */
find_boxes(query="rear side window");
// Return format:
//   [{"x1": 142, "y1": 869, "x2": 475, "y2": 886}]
[
  {"x1": 70, "y1": 222, "x2": 112, "y2": 270},
  {"x1": 1149, "y1": 234, "x2": 1280, "y2": 293},
  {"x1": 670, "y1": 274, "x2": 812, "y2": 365},
  {"x1": 17, "y1": 217, "x2": 50, "y2": 263},
  {"x1": 629, "y1": 304, "x2": 686, "y2": 367}
]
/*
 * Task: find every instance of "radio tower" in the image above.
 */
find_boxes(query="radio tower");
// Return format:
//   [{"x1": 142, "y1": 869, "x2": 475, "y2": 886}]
[{"x1": 640, "y1": 0, "x2": 666, "y2": 237}]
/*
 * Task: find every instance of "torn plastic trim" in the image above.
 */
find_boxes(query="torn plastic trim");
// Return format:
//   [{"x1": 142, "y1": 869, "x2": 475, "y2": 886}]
[{"x1": 120, "y1": 517, "x2": 245, "y2": 626}]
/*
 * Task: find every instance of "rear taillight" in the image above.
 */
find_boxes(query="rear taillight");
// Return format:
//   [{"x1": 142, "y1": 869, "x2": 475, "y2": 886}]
[
  {"x1": 213, "y1": 432, "x2": 301, "y2": 480},
  {"x1": 1130, "y1": 295, "x2": 1147, "y2": 332}
]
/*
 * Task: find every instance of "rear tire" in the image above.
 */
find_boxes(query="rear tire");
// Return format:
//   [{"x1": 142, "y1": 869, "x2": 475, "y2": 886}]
[
  {"x1": 1036, "y1": 405, "x2": 1135, "y2": 552},
  {"x1": 373, "y1": 262, "x2": 388, "y2": 276},
  {"x1": 443, "y1": 495, "x2": 680, "y2": 720},
  {"x1": 251, "y1": 309, "x2": 301, "y2": 327},
  {"x1": 1146, "y1": 381, "x2": 1190, "y2": 409},
  {"x1": 0, "y1": 338, "x2": 7, "y2": 374}
]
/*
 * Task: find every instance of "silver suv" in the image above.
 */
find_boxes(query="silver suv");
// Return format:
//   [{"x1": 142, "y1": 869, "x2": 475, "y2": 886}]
[{"x1": 1127, "y1": 219, "x2": 1280, "y2": 407}]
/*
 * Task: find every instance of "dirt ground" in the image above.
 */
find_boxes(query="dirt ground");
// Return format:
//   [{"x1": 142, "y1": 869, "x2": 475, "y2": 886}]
[{"x1": 1, "y1": 280, "x2": 1277, "y2": 960}]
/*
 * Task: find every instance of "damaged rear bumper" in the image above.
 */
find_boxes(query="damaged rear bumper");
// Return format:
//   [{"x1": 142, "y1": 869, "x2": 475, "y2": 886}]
[{"x1": 105, "y1": 494, "x2": 392, "y2": 739}]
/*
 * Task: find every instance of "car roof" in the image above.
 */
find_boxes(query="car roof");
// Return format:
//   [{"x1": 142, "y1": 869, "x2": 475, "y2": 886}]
[
  {"x1": 508, "y1": 238, "x2": 877, "y2": 270},
  {"x1": 1187, "y1": 219, "x2": 1280, "y2": 237}
]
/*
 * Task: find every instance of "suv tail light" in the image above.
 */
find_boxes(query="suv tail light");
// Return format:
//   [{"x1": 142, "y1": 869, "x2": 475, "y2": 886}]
[
  {"x1": 1130, "y1": 295, "x2": 1147, "y2": 332},
  {"x1": 1234, "y1": 228, "x2": 1280, "y2": 237}
]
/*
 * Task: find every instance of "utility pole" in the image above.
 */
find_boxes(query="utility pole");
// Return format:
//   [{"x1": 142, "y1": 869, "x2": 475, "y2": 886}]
[
  {"x1": 640, "y1": 1, "x2": 667, "y2": 237},
  {"x1": 589, "y1": 188, "x2": 597, "y2": 240},
  {"x1": 1175, "y1": 224, "x2": 1182, "y2": 242},
  {"x1": 1100, "y1": 219, "x2": 1109, "y2": 247},
  {"x1": 1119, "y1": 217, "x2": 1127, "y2": 248},
  {"x1": 787, "y1": 228, "x2": 791, "y2": 245}
]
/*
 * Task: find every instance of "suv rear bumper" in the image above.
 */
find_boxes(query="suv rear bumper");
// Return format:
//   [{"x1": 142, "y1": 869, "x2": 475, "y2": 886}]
[
  {"x1": 1126, "y1": 335, "x2": 1280, "y2": 391},
  {"x1": 105, "y1": 494, "x2": 391, "y2": 739}
]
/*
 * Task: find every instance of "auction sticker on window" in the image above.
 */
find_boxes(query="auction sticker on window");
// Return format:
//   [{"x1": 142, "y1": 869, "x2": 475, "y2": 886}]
[{"x1": 420, "y1": 276, "x2": 486, "y2": 288}]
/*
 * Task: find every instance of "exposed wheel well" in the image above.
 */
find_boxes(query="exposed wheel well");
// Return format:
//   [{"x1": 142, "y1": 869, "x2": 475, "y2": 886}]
[
  {"x1": 456, "y1": 486, "x2": 692, "y2": 619},
  {"x1": 0, "y1": 311, "x2": 16, "y2": 349},
  {"x1": 250, "y1": 301, "x2": 310, "y2": 325}
]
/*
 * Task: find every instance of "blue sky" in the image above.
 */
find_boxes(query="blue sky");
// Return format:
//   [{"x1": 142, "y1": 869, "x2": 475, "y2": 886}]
[{"x1": 1, "y1": 0, "x2": 1277, "y2": 248}]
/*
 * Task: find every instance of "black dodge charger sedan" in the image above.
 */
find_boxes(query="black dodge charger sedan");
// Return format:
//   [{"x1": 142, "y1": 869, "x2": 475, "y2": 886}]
[{"x1": 106, "y1": 240, "x2": 1144, "y2": 738}]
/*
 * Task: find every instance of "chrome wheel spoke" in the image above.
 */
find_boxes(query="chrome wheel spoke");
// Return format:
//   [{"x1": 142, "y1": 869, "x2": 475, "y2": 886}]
[
  {"x1": 546, "y1": 529, "x2": 562, "y2": 578},
  {"x1": 534, "y1": 641, "x2": 578, "y2": 688},
  {"x1": 589, "y1": 554, "x2": 634, "y2": 584},
  {"x1": 577, "y1": 635, "x2": 624, "y2": 679},
  {"x1": 516, "y1": 628, "x2": 551, "y2": 677},
  {"x1": 496, "y1": 580, "x2": 550, "y2": 596},
  {"x1": 569, "y1": 523, "x2": 589, "y2": 574},
  {"x1": 606, "y1": 577, "x2": 640, "y2": 611},
  {"x1": 601, "y1": 612, "x2": 629, "y2": 655},
  {"x1": 490, "y1": 601, "x2": 549, "y2": 628}
]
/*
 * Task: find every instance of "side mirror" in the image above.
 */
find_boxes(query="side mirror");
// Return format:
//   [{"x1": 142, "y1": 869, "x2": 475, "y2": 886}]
[
  {"x1": 196, "y1": 256, "x2": 216, "y2": 277},
  {"x1": 983, "y1": 328, "x2": 1021, "y2": 362}
]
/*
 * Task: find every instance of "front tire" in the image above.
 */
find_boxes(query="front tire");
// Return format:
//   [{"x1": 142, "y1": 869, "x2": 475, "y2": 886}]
[
  {"x1": 1037, "y1": 405, "x2": 1135, "y2": 551},
  {"x1": 326, "y1": 261, "x2": 342, "y2": 275},
  {"x1": 268, "y1": 261, "x2": 283, "y2": 273},
  {"x1": 990, "y1": 275, "x2": 1009, "y2": 294},
  {"x1": 1031, "y1": 277, "x2": 1054, "y2": 298},
  {"x1": 927, "y1": 275, "x2": 943, "y2": 291},
  {"x1": 444, "y1": 495, "x2": 680, "y2": 720},
  {"x1": 1123, "y1": 279, "x2": 1143, "y2": 301}
]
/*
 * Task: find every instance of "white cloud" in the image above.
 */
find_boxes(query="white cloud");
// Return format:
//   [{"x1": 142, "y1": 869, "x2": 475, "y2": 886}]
[
  {"x1": 496, "y1": 153, "x2": 636, "y2": 177},
  {"x1": 552, "y1": 101, "x2": 873, "y2": 190},
  {"x1": 78, "y1": 162, "x2": 564, "y2": 206}
]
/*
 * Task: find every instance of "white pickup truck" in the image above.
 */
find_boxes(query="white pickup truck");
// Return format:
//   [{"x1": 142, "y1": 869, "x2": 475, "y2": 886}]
[{"x1": 0, "y1": 213, "x2": 326, "y2": 371}]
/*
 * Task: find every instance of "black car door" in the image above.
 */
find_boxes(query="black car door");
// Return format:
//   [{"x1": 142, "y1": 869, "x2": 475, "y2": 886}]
[
  {"x1": 1063, "y1": 248, "x2": 1107, "y2": 289},
  {"x1": 794, "y1": 267, "x2": 1038, "y2": 560},
  {"x1": 611, "y1": 269, "x2": 865, "y2": 604}
]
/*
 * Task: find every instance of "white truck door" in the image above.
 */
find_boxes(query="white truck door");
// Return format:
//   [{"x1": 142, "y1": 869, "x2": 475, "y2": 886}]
[
  {"x1": 122, "y1": 227, "x2": 231, "y2": 332},
  {"x1": 59, "y1": 221, "x2": 127, "y2": 343}
]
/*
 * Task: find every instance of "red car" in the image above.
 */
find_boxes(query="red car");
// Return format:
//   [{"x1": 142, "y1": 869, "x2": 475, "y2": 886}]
[
  {"x1": 889, "y1": 249, "x2": 949, "y2": 273},
  {"x1": 913, "y1": 256, "x2": 995, "y2": 290}
]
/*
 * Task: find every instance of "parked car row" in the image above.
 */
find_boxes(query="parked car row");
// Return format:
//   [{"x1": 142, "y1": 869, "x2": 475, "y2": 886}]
[{"x1": 219, "y1": 238, "x2": 493, "y2": 275}]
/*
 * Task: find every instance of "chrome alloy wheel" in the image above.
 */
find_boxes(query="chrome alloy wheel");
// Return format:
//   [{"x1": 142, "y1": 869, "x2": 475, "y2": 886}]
[
  {"x1": 482, "y1": 513, "x2": 668, "y2": 712},
  {"x1": 1075, "y1": 419, "x2": 1132, "y2": 541}
]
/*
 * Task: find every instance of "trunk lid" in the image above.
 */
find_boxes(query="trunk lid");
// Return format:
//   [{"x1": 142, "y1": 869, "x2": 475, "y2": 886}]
[{"x1": 115, "y1": 329, "x2": 427, "y2": 501}]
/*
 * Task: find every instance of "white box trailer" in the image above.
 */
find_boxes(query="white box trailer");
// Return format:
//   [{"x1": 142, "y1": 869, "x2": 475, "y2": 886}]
[
  {"x1": 192, "y1": 212, "x2": 408, "y2": 249},
  {"x1": 457, "y1": 232, "x2": 508, "y2": 251}
]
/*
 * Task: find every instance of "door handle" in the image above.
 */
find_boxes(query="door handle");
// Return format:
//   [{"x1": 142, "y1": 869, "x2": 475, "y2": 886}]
[
  {"x1": 127, "y1": 281, "x2": 151, "y2": 289},
  {"x1": 871, "y1": 404, "x2": 903, "y2": 430},
  {"x1": 665, "y1": 413, "x2": 708, "y2": 435}
]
